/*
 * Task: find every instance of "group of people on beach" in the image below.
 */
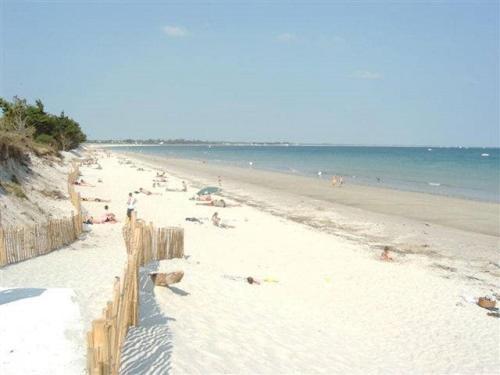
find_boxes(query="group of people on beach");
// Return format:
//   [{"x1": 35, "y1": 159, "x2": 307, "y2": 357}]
[
  {"x1": 331, "y1": 175, "x2": 344, "y2": 187},
  {"x1": 83, "y1": 205, "x2": 118, "y2": 224}
]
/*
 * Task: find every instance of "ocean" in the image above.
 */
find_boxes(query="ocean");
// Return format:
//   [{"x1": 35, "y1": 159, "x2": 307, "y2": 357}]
[{"x1": 111, "y1": 145, "x2": 500, "y2": 202}]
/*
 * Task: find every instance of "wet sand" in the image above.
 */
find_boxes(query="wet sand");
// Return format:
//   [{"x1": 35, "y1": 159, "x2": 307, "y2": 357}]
[{"x1": 118, "y1": 151, "x2": 499, "y2": 286}]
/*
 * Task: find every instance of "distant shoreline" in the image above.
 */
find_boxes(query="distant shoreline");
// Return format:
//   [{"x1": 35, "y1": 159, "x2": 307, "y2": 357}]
[
  {"x1": 113, "y1": 149, "x2": 500, "y2": 238},
  {"x1": 92, "y1": 143, "x2": 500, "y2": 204},
  {"x1": 87, "y1": 142, "x2": 500, "y2": 149}
]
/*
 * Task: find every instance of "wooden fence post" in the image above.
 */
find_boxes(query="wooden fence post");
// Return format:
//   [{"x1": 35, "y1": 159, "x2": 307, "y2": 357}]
[{"x1": 0, "y1": 228, "x2": 6, "y2": 266}]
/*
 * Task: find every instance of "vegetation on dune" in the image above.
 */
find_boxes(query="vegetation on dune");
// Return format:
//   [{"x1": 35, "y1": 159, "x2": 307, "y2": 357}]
[
  {"x1": 0, "y1": 180, "x2": 27, "y2": 199},
  {"x1": 0, "y1": 96, "x2": 86, "y2": 153},
  {"x1": 0, "y1": 96, "x2": 86, "y2": 199}
]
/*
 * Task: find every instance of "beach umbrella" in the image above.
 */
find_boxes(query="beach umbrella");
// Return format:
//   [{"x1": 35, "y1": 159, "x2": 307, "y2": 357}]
[{"x1": 197, "y1": 186, "x2": 220, "y2": 196}]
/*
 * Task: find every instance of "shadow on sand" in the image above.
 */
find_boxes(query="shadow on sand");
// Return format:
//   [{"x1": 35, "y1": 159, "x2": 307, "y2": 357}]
[
  {"x1": 0, "y1": 288, "x2": 46, "y2": 305},
  {"x1": 119, "y1": 262, "x2": 174, "y2": 375}
]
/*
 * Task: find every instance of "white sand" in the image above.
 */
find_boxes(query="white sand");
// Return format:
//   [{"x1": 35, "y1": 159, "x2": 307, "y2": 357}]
[
  {"x1": 1, "y1": 150, "x2": 499, "y2": 374},
  {"x1": 95, "y1": 152, "x2": 498, "y2": 374},
  {"x1": 0, "y1": 288, "x2": 82, "y2": 375},
  {"x1": 0, "y1": 155, "x2": 127, "y2": 374}
]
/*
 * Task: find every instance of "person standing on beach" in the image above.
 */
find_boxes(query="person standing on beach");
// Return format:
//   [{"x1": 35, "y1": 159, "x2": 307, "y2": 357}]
[{"x1": 126, "y1": 193, "x2": 137, "y2": 219}]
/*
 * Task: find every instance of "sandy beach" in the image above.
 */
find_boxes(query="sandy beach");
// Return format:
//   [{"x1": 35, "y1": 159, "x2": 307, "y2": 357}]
[
  {"x1": 1, "y1": 148, "x2": 499, "y2": 374},
  {"x1": 120, "y1": 151, "x2": 500, "y2": 286},
  {"x1": 2, "y1": 2, "x2": 498, "y2": 372},
  {"x1": 113, "y1": 150, "x2": 499, "y2": 373}
]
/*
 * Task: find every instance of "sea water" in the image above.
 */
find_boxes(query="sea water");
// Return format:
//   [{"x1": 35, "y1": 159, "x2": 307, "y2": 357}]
[{"x1": 112, "y1": 145, "x2": 500, "y2": 203}]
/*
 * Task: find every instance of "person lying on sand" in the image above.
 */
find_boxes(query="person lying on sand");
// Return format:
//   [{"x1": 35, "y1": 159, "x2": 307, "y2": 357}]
[
  {"x1": 82, "y1": 197, "x2": 111, "y2": 202},
  {"x1": 74, "y1": 179, "x2": 94, "y2": 187},
  {"x1": 247, "y1": 277, "x2": 260, "y2": 285},
  {"x1": 136, "y1": 187, "x2": 161, "y2": 196},
  {"x1": 380, "y1": 247, "x2": 393, "y2": 261},
  {"x1": 83, "y1": 215, "x2": 116, "y2": 224},
  {"x1": 156, "y1": 171, "x2": 166, "y2": 177},
  {"x1": 190, "y1": 194, "x2": 212, "y2": 201},
  {"x1": 185, "y1": 217, "x2": 204, "y2": 224},
  {"x1": 222, "y1": 275, "x2": 278, "y2": 284},
  {"x1": 197, "y1": 199, "x2": 227, "y2": 208}
]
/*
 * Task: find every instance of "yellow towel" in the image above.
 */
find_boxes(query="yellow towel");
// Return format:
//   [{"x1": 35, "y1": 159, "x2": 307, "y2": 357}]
[{"x1": 263, "y1": 277, "x2": 279, "y2": 283}]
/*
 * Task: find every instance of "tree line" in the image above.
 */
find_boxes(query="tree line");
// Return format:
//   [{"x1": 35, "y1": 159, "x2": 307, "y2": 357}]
[{"x1": 0, "y1": 96, "x2": 86, "y2": 151}]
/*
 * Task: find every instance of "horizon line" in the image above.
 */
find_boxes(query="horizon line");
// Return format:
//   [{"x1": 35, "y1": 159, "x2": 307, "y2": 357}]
[{"x1": 85, "y1": 140, "x2": 499, "y2": 149}]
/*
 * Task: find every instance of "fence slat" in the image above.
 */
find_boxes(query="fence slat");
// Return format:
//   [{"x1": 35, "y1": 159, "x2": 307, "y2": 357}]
[{"x1": 0, "y1": 164, "x2": 82, "y2": 268}]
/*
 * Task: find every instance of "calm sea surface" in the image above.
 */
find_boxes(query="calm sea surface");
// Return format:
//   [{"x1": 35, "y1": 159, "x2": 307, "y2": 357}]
[{"x1": 112, "y1": 145, "x2": 500, "y2": 202}]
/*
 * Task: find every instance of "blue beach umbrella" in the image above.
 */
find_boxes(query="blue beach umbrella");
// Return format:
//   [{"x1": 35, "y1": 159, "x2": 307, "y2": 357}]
[{"x1": 197, "y1": 186, "x2": 220, "y2": 196}]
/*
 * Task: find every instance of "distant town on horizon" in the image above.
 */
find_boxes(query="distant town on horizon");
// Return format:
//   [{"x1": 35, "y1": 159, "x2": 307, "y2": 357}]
[{"x1": 86, "y1": 139, "x2": 498, "y2": 149}]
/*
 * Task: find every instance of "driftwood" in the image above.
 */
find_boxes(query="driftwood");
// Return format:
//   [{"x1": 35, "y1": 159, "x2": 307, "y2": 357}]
[
  {"x1": 150, "y1": 271, "x2": 184, "y2": 287},
  {"x1": 478, "y1": 297, "x2": 496, "y2": 310}
]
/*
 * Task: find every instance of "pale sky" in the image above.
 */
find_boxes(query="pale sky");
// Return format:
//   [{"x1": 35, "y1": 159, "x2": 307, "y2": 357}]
[{"x1": 1, "y1": 0, "x2": 499, "y2": 146}]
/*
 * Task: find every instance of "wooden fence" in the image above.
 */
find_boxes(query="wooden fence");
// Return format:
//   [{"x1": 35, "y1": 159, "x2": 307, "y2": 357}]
[
  {"x1": 68, "y1": 161, "x2": 82, "y2": 215},
  {"x1": 122, "y1": 214, "x2": 184, "y2": 264},
  {"x1": 87, "y1": 215, "x2": 184, "y2": 375},
  {"x1": 0, "y1": 163, "x2": 83, "y2": 267}
]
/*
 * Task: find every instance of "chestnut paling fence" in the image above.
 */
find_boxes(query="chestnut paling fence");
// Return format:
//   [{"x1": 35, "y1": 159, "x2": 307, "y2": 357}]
[
  {"x1": 87, "y1": 213, "x2": 184, "y2": 375},
  {"x1": 0, "y1": 162, "x2": 83, "y2": 267}
]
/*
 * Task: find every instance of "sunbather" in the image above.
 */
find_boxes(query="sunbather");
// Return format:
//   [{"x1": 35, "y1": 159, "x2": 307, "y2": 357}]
[
  {"x1": 74, "y1": 179, "x2": 94, "y2": 187},
  {"x1": 102, "y1": 205, "x2": 118, "y2": 223},
  {"x1": 211, "y1": 212, "x2": 221, "y2": 226},
  {"x1": 185, "y1": 217, "x2": 203, "y2": 224},
  {"x1": 192, "y1": 194, "x2": 212, "y2": 201},
  {"x1": 380, "y1": 247, "x2": 393, "y2": 261},
  {"x1": 82, "y1": 197, "x2": 110, "y2": 202},
  {"x1": 137, "y1": 187, "x2": 161, "y2": 195},
  {"x1": 247, "y1": 277, "x2": 260, "y2": 285},
  {"x1": 211, "y1": 212, "x2": 234, "y2": 228},
  {"x1": 197, "y1": 199, "x2": 227, "y2": 208}
]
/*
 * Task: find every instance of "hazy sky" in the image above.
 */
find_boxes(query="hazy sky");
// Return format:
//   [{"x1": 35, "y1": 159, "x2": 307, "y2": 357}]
[{"x1": 1, "y1": 0, "x2": 498, "y2": 146}]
